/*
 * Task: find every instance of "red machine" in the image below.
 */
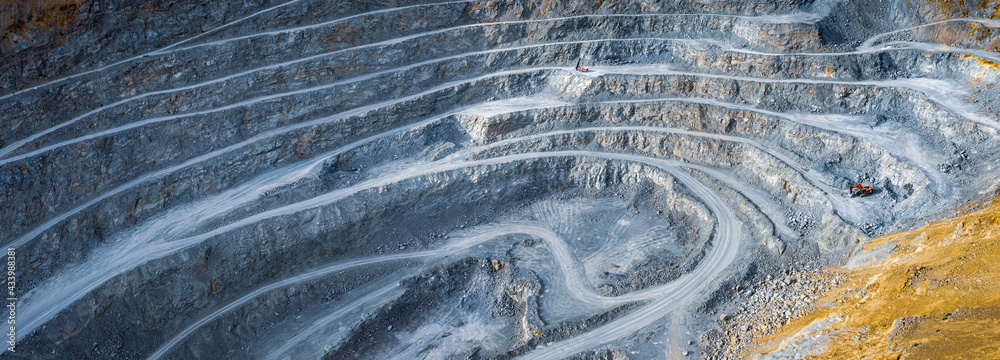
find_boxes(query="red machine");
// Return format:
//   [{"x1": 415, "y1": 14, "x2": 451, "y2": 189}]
[{"x1": 849, "y1": 184, "x2": 874, "y2": 197}]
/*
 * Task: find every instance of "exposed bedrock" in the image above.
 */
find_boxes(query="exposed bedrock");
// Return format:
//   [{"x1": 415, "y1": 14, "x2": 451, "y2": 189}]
[
  {"x1": 21, "y1": 157, "x2": 716, "y2": 358},
  {"x1": 2, "y1": 0, "x2": 999, "y2": 359}
]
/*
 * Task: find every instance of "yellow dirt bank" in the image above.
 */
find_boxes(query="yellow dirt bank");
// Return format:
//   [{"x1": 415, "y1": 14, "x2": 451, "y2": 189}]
[{"x1": 758, "y1": 196, "x2": 1000, "y2": 359}]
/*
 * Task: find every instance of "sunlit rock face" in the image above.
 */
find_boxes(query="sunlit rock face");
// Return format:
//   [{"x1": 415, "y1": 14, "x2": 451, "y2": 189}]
[{"x1": 2, "y1": 0, "x2": 998, "y2": 358}]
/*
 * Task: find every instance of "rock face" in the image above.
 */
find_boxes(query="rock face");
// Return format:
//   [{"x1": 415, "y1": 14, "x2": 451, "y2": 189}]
[
  {"x1": 758, "y1": 197, "x2": 1000, "y2": 360},
  {"x1": 1, "y1": 0, "x2": 998, "y2": 358}
]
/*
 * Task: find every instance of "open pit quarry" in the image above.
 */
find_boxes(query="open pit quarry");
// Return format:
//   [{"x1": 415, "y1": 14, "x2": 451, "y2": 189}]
[{"x1": 2, "y1": 0, "x2": 1000, "y2": 359}]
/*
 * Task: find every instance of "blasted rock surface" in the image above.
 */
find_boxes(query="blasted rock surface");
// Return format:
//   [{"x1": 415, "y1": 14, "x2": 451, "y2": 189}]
[{"x1": 2, "y1": 0, "x2": 999, "y2": 359}]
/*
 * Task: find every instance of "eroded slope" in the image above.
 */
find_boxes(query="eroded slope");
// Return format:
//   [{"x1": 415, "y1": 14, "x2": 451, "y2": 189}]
[{"x1": 1, "y1": 0, "x2": 999, "y2": 359}]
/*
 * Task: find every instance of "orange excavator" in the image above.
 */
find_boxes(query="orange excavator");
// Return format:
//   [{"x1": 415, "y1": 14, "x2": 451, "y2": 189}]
[
  {"x1": 576, "y1": 59, "x2": 588, "y2": 72},
  {"x1": 849, "y1": 184, "x2": 874, "y2": 197}
]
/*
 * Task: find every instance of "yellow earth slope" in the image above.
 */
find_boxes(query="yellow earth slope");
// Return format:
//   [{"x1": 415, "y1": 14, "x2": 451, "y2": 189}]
[{"x1": 758, "y1": 196, "x2": 1000, "y2": 359}]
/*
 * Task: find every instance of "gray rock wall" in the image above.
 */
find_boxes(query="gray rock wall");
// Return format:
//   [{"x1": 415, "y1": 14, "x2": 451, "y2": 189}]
[{"x1": 2, "y1": 0, "x2": 999, "y2": 358}]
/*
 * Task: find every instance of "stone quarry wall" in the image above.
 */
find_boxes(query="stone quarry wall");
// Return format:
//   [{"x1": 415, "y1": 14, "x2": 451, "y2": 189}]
[{"x1": 1, "y1": 0, "x2": 999, "y2": 358}]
